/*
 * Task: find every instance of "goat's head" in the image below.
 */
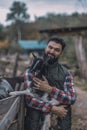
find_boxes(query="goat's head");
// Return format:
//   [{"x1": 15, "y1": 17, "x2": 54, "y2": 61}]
[
  {"x1": 30, "y1": 53, "x2": 50, "y2": 72},
  {"x1": 30, "y1": 53, "x2": 44, "y2": 74}
]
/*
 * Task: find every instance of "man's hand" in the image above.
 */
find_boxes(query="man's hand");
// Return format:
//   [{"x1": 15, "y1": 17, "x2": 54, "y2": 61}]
[
  {"x1": 33, "y1": 76, "x2": 52, "y2": 93},
  {"x1": 51, "y1": 105, "x2": 68, "y2": 118}
]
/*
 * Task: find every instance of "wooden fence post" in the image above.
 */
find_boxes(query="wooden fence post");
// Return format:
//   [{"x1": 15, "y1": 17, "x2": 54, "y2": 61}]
[
  {"x1": 12, "y1": 53, "x2": 19, "y2": 77},
  {"x1": 17, "y1": 83, "x2": 25, "y2": 130},
  {"x1": 74, "y1": 34, "x2": 87, "y2": 79}
]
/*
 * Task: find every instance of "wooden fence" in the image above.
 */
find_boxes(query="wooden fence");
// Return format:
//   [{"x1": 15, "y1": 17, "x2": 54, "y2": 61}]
[{"x1": 0, "y1": 77, "x2": 25, "y2": 130}]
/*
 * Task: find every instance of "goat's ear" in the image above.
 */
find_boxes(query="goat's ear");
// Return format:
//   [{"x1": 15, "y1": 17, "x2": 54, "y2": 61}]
[{"x1": 32, "y1": 53, "x2": 37, "y2": 59}]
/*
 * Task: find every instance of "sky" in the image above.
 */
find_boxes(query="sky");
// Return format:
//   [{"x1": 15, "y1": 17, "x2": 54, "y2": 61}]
[{"x1": 0, "y1": 0, "x2": 87, "y2": 25}]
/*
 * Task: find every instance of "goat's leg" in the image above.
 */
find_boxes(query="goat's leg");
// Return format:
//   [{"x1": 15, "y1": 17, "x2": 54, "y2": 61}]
[
  {"x1": 41, "y1": 114, "x2": 51, "y2": 130},
  {"x1": 9, "y1": 89, "x2": 31, "y2": 96}
]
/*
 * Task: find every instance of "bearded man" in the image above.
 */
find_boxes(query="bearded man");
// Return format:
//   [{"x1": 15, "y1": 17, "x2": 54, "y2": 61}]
[{"x1": 24, "y1": 36, "x2": 76, "y2": 130}]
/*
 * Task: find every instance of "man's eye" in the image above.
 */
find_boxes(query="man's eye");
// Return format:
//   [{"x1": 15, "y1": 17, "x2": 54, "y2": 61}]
[
  {"x1": 49, "y1": 46, "x2": 53, "y2": 49},
  {"x1": 55, "y1": 49, "x2": 61, "y2": 52}
]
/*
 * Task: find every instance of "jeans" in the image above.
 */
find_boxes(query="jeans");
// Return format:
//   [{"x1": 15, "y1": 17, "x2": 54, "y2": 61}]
[{"x1": 25, "y1": 107, "x2": 44, "y2": 130}]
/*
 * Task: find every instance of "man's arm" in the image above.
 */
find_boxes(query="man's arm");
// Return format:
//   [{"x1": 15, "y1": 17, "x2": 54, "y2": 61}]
[
  {"x1": 24, "y1": 69, "x2": 33, "y2": 88},
  {"x1": 24, "y1": 69, "x2": 52, "y2": 113},
  {"x1": 26, "y1": 95, "x2": 52, "y2": 113},
  {"x1": 33, "y1": 71, "x2": 76, "y2": 105},
  {"x1": 50, "y1": 71, "x2": 76, "y2": 105},
  {"x1": 24, "y1": 70, "x2": 76, "y2": 113}
]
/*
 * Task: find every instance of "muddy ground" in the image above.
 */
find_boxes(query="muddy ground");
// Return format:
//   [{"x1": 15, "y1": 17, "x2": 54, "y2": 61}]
[{"x1": 72, "y1": 87, "x2": 87, "y2": 130}]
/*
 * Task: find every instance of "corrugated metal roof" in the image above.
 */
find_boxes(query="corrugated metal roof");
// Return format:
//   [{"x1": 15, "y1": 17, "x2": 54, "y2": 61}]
[{"x1": 18, "y1": 40, "x2": 47, "y2": 50}]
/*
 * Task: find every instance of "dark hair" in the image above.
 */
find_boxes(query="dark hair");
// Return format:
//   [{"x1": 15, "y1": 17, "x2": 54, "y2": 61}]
[{"x1": 47, "y1": 36, "x2": 66, "y2": 51}]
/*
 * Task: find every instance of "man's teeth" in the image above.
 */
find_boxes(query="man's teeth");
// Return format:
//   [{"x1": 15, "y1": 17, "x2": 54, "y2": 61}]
[{"x1": 48, "y1": 54, "x2": 54, "y2": 57}]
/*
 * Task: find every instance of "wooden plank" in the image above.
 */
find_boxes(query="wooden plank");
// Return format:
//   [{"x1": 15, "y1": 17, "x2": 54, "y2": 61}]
[
  {"x1": 0, "y1": 97, "x2": 20, "y2": 130},
  {"x1": 0, "y1": 77, "x2": 24, "y2": 89},
  {"x1": 12, "y1": 53, "x2": 19, "y2": 77},
  {"x1": 17, "y1": 96, "x2": 25, "y2": 130},
  {"x1": 75, "y1": 35, "x2": 87, "y2": 79},
  {"x1": 0, "y1": 96, "x2": 16, "y2": 115},
  {"x1": 8, "y1": 122, "x2": 18, "y2": 130},
  {"x1": 17, "y1": 83, "x2": 25, "y2": 130}
]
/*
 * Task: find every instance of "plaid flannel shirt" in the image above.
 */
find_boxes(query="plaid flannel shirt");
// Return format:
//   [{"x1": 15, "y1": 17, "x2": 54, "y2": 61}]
[{"x1": 24, "y1": 69, "x2": 76, "y2": 113}]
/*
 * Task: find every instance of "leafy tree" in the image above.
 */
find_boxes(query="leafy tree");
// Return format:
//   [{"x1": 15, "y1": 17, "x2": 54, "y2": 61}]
[
  {"x1": 6, "y1": 1, "x2": 30, "y2": 41},
  {"x1": 6, "y1": 1, "x2": 29, "y2": 23}
]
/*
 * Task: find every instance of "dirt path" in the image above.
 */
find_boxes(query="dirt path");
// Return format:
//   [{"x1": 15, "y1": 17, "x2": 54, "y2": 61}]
[{"x1": 72, "y1": 87, "x2": 87, "y2": 130}]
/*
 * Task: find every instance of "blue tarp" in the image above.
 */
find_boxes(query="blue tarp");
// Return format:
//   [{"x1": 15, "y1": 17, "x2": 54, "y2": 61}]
[{"x1": 18, "y1": 40, "x2": 47, "y2": 50}]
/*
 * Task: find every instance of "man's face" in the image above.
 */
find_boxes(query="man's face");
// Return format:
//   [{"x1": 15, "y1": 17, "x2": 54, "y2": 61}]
[{"x1": 45, "y1": 41, "x2": 62, "y2": 61}]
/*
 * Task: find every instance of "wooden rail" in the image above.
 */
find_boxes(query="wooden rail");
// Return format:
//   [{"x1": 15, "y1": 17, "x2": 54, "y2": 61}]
[
  {"x1": 0, "y1": 78, "x2": 25, "y2": 130},
  {"x1": 0, "y1": 96, "x2": 20, "y2": 130}
]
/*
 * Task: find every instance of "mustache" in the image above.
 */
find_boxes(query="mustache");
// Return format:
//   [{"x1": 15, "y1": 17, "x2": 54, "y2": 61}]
[{"x1": 47, "y1": 53, "x2": 55, "y2": 58}]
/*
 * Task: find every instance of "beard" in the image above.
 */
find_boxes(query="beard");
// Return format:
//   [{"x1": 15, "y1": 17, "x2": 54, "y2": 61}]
[{"x1": 43, "y1": 53, "x2": 58, "y2": 65}]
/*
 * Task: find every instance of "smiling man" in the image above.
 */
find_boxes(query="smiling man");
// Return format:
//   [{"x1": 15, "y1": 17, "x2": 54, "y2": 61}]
[{"x1": 24, "y1": 36, "x2": 76, "y2": 130}]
